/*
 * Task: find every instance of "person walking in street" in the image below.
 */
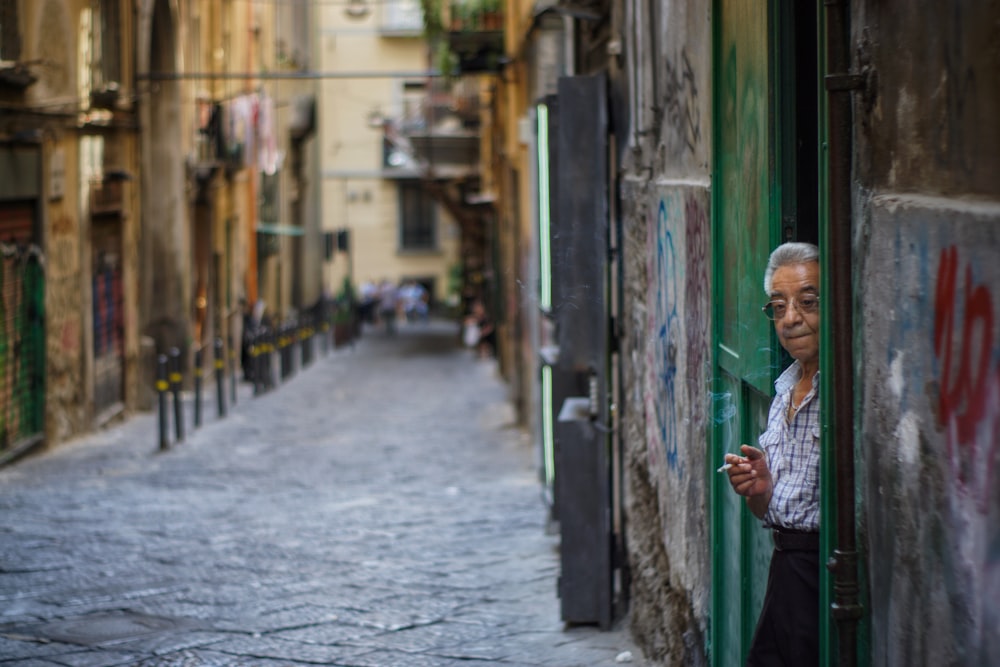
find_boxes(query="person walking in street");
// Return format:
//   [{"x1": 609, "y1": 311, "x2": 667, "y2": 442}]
[
  {"x1": 722, "y1": 242, "x2": 821, "y2": 666},
  {"x1": 378, "y1": 279, "x2": 399, "y2": 335},
  {"x1": 466, "y1": 299, "x2": 495, "y2": 358}
]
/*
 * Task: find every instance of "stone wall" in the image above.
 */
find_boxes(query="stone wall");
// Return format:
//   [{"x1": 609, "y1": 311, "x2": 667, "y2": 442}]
[
  {"x1": 859, "y1": 196, "x2": 1000, "y2": 664},
  {"x1": 853, "y1": 4, "x2": 1000, "y2": 662},
  {"x1": 620, "y1": 177, "x2": 711, "y2": 666},
  {"x1": 616, "y1": 2, "x2": 714, "y2": 662}
]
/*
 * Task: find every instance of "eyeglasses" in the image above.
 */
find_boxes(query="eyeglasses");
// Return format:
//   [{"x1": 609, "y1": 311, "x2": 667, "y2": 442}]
[{"x1": 762, "y1": 294, "x2": 820, "y2": 320}]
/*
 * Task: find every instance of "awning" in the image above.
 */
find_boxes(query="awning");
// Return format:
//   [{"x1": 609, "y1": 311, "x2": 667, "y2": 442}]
[{"x1": 256, "y1": 222, "x2": 304, "y2": 236}]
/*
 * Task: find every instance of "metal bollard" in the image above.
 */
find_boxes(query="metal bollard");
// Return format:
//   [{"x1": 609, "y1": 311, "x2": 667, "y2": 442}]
[
  {"x1": 279, "y1": 325, "x2": 291, "y2": 381},
  {"x1": 301, "y1": 324, "x2": 311, "y2": 368},
  {"x1": 215, "y1": 337, "x2": 227, "y2": 418},
  {"x1": 229, "y1": 335, "x2": 237, "y2": 406},
  {"x1": 193, "y1": 347, "x2": 203, "y2": 428},
  {"x1": 252, "y1": 334, "x2": 263, "y2": 396},
  {"x1": 169, "y1": 347, "x2": 185, "y2": 442},
  {"x1": 264, "y1": 330, "x2": 275, "y2": 390},
  {"x1": 157, "y1": 354, "x2": 169, "y2": 451}
]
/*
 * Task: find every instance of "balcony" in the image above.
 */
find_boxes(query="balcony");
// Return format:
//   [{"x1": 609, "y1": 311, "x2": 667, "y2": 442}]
[
  {"x1": 382, "y1": 82, "x2": 481, "y2": 180},
  {"x1": 0, "y1": 62, "x2": 37, "y2": 90},
  {"x1": 446, "y1": 0, "x2": 504, "y2": 74},
  {"x1": 89, "y1": 172, "x2": 130, "y2": 217}
]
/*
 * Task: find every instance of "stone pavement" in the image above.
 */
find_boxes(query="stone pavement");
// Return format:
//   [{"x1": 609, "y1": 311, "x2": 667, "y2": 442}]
[{"x1": 0, "y1": 320, "x2": 647, "y2": 667}]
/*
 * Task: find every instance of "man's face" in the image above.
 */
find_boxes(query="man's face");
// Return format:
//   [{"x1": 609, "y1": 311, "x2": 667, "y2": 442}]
[{"x1": 769, "y1": 261, "x2": 820, "y2": 365}]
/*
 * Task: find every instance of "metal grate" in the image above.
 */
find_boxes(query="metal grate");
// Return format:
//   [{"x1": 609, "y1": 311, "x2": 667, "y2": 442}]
[{"x1": 0, "y1": 244, "x2": 44, "y2": 454}]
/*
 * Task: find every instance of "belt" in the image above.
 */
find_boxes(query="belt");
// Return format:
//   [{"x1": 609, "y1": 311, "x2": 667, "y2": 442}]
[{"x1": 772, "y1": 528, "x2": 820, "y2": 552}]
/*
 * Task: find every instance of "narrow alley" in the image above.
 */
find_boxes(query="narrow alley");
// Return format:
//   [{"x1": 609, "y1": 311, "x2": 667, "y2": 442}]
[{"x1": 0, "y1": 321, "x2": 643, "y2": 667}]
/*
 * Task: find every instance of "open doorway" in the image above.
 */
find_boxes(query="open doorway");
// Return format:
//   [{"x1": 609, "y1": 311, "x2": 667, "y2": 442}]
[{"x1": 778, "y1": 0, "x2": 820, "y2": 246}]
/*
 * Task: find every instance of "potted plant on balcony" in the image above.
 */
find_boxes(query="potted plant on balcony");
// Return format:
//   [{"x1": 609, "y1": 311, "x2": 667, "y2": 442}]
[
  {"x1": 434, "y1": 40, "x2": 459, "y2": 80},
  {"x1": 482, "y1": 0, "x2": 502, "y2": 31}
]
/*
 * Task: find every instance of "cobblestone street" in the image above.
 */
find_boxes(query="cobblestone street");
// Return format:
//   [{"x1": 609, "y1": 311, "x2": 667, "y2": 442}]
[{"x1": 0, "y1": 321, "x2": 644, "y2": 667}]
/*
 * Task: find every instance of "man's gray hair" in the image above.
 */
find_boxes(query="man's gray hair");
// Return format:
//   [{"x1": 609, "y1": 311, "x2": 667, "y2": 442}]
[{"x1": 763, "y1": 242, "x2": 819, "y2": 294}]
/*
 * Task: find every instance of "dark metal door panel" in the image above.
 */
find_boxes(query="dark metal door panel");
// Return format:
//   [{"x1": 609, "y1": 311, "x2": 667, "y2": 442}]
[{"x1": 551, "y1": 73, "x2": 613, "y2": 628}]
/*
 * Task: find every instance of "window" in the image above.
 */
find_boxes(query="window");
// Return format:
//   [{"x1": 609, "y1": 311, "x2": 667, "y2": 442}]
[
  {"x1": 259, "y1": 171, "x2": 281, "y2": 224},
  {"x1": 93, "y1": 0, "x2": 121, "y2": 88},
  {"x1": 398, "y1": 182, "x2": 436, "y2": 250},
  {"x1": 80, "y1": 0, "x2": 121, "y2": 107},
  {"x1": 0, "y1": 0, "x2": 21, "y2": 62},
  {"x1": 381, "y1": 0, "x2": 423, "y2": 34},
  {"x1": 276, "y1": 0, "x2": 310, "y2": 69},
  {"x1": 401, "y1": 81, "x2": 426, "y2": 132}
]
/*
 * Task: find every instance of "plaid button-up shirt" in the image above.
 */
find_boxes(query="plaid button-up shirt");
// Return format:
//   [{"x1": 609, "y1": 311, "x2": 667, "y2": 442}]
[{"x1": 760, "y1": 361, "x2": 821, "y2": 531}]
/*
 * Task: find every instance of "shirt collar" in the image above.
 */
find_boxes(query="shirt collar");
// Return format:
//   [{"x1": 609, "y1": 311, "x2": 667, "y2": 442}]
[{"x1": 774, "y1": 360, "x2": 821, "y2": 395}]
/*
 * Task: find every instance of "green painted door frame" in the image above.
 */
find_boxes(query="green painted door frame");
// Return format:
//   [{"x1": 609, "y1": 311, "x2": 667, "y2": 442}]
[
  {"x1": 710, "y1": 1, "x2": 834, "y2": 664},
  {"x1": 816, "y1": 9, "x2": 835, "y2": 667},
  {"x1": 710, "y1": 2, "x2": 779, "y2": 664}
]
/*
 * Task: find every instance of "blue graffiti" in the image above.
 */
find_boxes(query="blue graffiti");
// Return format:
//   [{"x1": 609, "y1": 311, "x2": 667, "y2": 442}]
[{"x1": 654, "y1": 198, "x2": 682, "y2": 478}]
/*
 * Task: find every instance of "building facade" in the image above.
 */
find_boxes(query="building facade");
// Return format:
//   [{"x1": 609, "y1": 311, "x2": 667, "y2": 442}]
[
  {"x1": 0, "y1": 0, "x2": 141, "y2": 459},
  {"x1": 0, "y1": 0, "x2": 318, "y2": 458},
  {"x1": 317, "y1": 0, "x2": 466, "y2": 313}
]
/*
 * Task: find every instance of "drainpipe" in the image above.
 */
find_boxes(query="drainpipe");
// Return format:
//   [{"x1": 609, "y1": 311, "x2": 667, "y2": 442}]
[{"x1": 823, "y1": 0, "x2": 863, "y2": 665}]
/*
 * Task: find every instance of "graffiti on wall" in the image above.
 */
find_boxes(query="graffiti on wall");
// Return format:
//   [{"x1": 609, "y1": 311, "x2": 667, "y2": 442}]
[
  {"x1": 645, "y1": 191, "x2": 712, "y2": 480},
  {"x1": 931, "y1": 243, "x2": 1000, "y2": 652},
  {"x1": 684, "y1": 195, "x2": 711, "y2": 434},
  {"x1": 646, "y1": 196, "x2": 681, "y2": 477},
  {"x1": 662, "y1": 49, "x2": 702, "y2": 155},
  {"x1": 876, "y1": 218, "x2": 1000, "y2": 661},
  {"x1": 933, "y1": 245, "x2": 999, "y2": 512}
]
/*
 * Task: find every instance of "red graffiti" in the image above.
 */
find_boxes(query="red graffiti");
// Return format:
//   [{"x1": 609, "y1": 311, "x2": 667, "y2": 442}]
[
  {"x1": 933, "y1": 245, "x2": 999, "y2": 511},
  {"x1": 934, "y1": 246, "x2": 994, "y2": 445}
]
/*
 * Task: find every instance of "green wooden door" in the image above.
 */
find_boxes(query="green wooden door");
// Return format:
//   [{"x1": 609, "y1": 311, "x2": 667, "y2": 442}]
[{"x1": 710, "y1": 1, "x2": 780, "y2": 664}]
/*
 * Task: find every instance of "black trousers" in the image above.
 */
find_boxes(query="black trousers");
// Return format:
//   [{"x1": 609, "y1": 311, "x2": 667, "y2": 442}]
[{"x1": 746, "y1": 547, "x2": 820, "y2": 666}]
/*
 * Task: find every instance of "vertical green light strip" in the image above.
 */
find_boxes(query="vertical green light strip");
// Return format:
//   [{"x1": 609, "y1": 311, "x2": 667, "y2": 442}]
[
  {"x1": 537, "y1": 104, "x2": 552, "y2": 310},
  {"x1": 541, "y1": 365, "x2": 555, "y2": 487},
  {"x1": 537, "y1": 103, "x2": 555, "y2": 488}
]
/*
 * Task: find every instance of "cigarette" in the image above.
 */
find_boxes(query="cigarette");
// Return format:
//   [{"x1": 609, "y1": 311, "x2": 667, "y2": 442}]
[{"x1": 716, "y1": 463, "x2": 732, "y2": 473}]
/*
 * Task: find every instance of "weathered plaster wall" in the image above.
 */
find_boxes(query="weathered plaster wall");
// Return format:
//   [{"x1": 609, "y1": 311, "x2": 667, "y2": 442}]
[
  {"x1": 854, "y1": 2, "x2": 1000, "y2": 663},
  {"x1": 23, "y1": 0, "x2": 88, "y2": 441},
  {"x1": 45, "y1": 140, "x2": 87, "y2": 443},
  {"x1": 618, "y1": 1, "x2": 712, "y2": 663},
  {"x1": 854, "y1": 2, "x2": 1000, "y2": 196},
  {"x1": 859, "y1": 197, "x2": 1000, "y2": 665},
  {"x1": 622, "y1": 179, "x2": 711, "y2": 666}
]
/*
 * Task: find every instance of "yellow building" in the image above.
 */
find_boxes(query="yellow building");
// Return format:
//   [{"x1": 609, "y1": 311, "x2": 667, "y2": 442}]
[{"x1": 317, "y1": 0, "x2": 466, "y2": 313}]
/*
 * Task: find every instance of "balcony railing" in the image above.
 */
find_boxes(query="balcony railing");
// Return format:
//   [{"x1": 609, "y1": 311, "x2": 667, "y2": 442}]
[
  {"x1": 89, "y1": 176, "x2": 126, "y2": 216},
  {"x1": 382, "y1": 83, "x2": 481, "y2": 178},
  {"x1": 448, "y1": 0, "x2": 503, "y2": 31},
  {"x1": 446, "y1": 0, "x2": 504, "y2": 74}
]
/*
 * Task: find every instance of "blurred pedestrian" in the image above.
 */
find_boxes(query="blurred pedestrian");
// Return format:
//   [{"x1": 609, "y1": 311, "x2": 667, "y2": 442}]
[
  {"x1": 378, "y1": 279, "x2": 399, "y2": 335},
  {"x1": 401, "y1": 280, "x2": 429, "y2": 323},
  {"x1": 241, "y1": 298, "x2": 266, "y2": 381},
  {"x1": 465, "y1": 299, "x2": 495, "y2": 358},
  {"x1": 358, "y1": 279, "x2": 378, "y2": 324}
]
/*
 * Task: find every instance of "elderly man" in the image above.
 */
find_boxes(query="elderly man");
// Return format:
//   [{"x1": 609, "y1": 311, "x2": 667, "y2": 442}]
[{"x1": 723, "y1": 241, "x2": 821, "y2": 666}]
